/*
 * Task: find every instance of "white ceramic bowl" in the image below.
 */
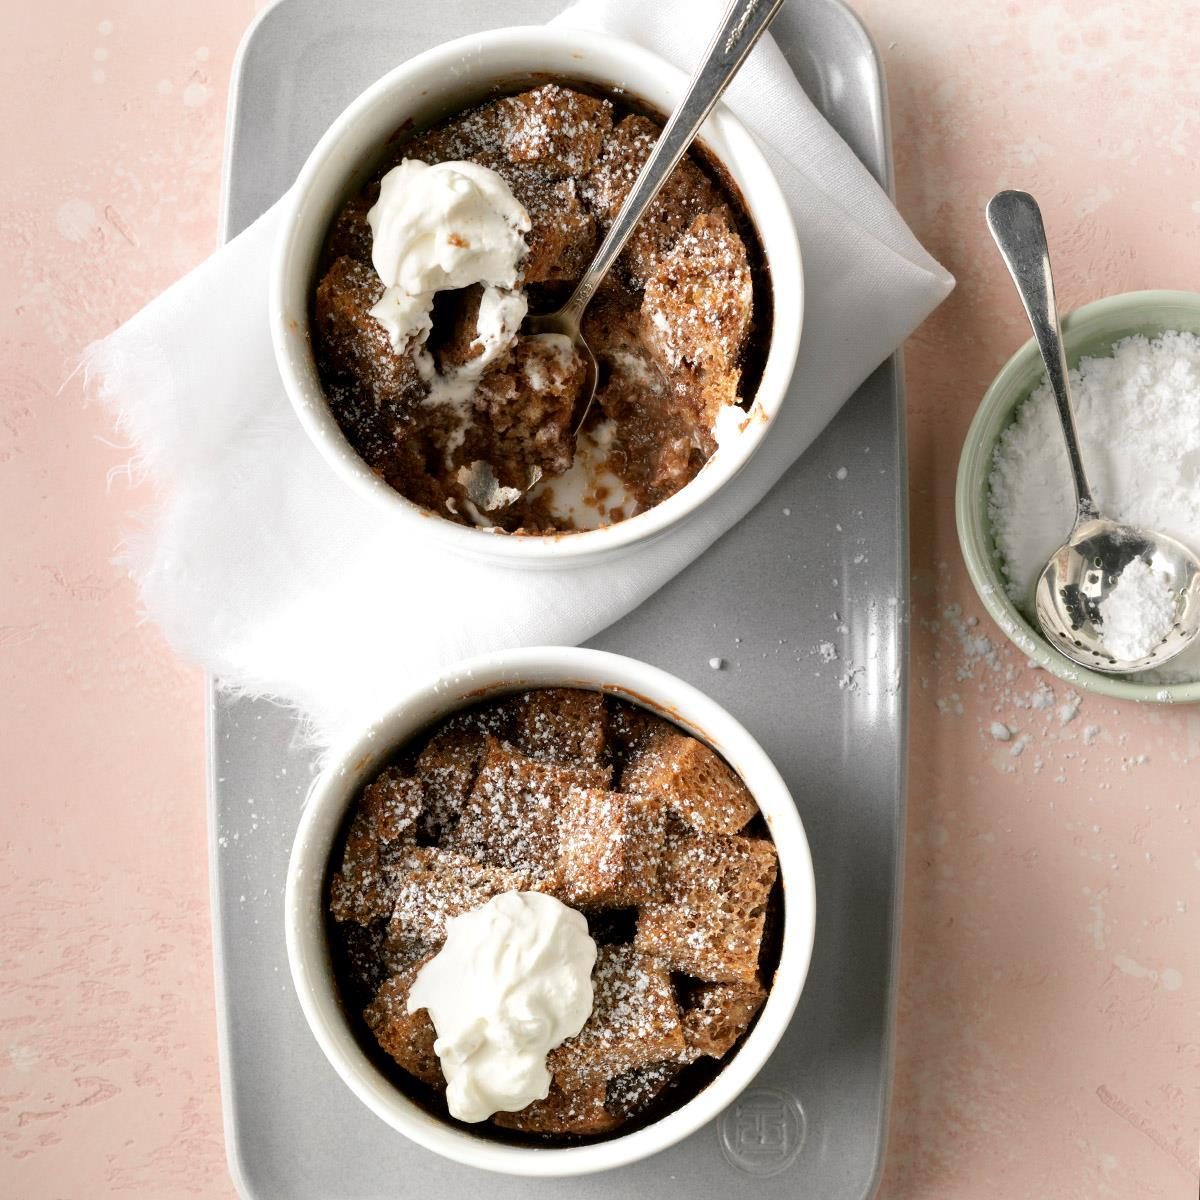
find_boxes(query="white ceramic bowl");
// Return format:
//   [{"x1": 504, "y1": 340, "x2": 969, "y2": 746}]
[
  {"x1": 285, "y1": 647, "x2": 816, "y2": 1177},
  {"x1": 271, "y1": 27, "x2": 803, "y2": 567}
]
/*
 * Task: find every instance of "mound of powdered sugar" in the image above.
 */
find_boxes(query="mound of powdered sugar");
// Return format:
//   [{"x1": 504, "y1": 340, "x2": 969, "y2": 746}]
[
  {"x1": 1097, "y1": 557, "x2": 1178, "y2": 662},
  {"x1": 988, "y1": 330, "x2": 1200, "y2": 681}
]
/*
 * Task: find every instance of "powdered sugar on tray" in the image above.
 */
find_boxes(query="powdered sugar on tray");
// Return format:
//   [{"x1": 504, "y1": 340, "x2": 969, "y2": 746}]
[{"x1": 988, "y1": 330, "x2": 1200, "y2": 681}]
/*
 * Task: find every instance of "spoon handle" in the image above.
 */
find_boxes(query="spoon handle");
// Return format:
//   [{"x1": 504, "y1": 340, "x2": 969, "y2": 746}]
[
  {"x1": 559, "y1": 0, "x2": 785, "y2": 325},
  {"x1": 986, "y1": 189, "x2": 1096, "y2": 520}
]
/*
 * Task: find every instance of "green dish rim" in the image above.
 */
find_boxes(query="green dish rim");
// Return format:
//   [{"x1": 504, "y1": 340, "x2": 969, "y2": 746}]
[{"x1": 954, "y1": 288, "x2": 1200, "y2": 704}]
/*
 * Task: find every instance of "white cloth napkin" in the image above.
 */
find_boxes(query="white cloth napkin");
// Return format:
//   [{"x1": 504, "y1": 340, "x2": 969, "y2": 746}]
[{"x1": 90, "y1": 0, "x2": 953, "y2": 748}]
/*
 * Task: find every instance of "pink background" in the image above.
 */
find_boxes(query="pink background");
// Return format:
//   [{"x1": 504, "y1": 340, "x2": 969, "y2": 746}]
[{"x1": 2, "y1": 1, "x2": 1197, "y2": 1196}]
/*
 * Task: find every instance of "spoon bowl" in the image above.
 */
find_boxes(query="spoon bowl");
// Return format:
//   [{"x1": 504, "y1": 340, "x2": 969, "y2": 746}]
[{"x1": 1035, "y1": 518, "x2": 1200, "y2": 673}]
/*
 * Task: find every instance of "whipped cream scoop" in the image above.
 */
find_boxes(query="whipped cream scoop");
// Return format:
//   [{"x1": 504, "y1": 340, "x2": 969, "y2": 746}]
[
  {"x1": 407, "y1": 891, "x2": 597, "y2": 1123},
  {"x1": 367, "y1": 158, "x2": 530, "y2": 352}
]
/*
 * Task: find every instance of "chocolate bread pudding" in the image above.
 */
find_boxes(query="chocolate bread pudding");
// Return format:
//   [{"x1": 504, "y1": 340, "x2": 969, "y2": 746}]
[
  {"x1": 326, "y1": 689, "x2": 783, "y2": 1144},
  {"x1": 311, "y1": 83, "x2": 771, "y2": 533}
]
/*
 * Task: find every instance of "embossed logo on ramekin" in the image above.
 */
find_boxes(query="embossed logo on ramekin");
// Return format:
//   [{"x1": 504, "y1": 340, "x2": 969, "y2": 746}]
[{"x1": 718, "y1": 1087, "x2": 807, "y2": 1176}]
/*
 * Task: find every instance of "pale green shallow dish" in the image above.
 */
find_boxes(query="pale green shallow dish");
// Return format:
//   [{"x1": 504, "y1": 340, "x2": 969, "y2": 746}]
[{"x1": 956, "y1": 288, "x2": 1200, "y2": 703}]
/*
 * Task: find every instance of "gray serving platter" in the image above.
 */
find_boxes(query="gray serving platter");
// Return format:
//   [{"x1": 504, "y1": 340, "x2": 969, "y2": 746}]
[{"x1": 211, "y1": 0, "x2": 906, "y2": 1195}]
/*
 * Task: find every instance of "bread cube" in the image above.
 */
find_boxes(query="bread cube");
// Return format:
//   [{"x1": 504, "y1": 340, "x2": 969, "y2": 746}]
[
  {"x1": 447, "y1": 738, "x2": 609, "y2": 880},
  {"x1": 388, "y1": 845, "x2": 534, "y2": 945},
  {"x1": 558, "y1": 788, "x2": 666, "y2": 907},
  {"x1": 680, "y1": 980, "x2": 766, "y2": 1060},
  {"x1": 511, "y1": 688, "x2": 608, "y2": 765},
  {"x1": 330, "y1": 767, "x2": 423, "y2": 925},
  {"x1": 313, "y1": 255, "x2": 423, "y2": 402},
  {"x1": 641, "y1": 209, "x2": 752, "y2": 374},
  {"x1": 520, "y1": 178, "x2": 598, "y2": 285},
  {"x1": 361, "y1": 767, "x2": 424, "y2": 842},
  {"x1": 492, "y1": 1077, "x2": 618, "y2": 1136},
  {"x1": 621, "y1": 730, "x2": 758, "y2": 835},
  {"x1": 583, "y1": 115, "x2": 719, "y2": 287},
  {"x1": 499, "y1": 85, "x2": 613, "y2": 177},
  {"x1": 549, "y1": 946, "x2": 685, "y2": 1086},
  {"x1": 399, "y1": 111, "x2": 490, "y2": 167},
  {"x1": 364, "y1": 957, "x2": 443, "y2": 1088},
  {"x1": 635, "y1": 831, "x2": 777, "y2": 984},
  {"x1": 414, "y1": 723, "x2": 488, "y2": 839}
]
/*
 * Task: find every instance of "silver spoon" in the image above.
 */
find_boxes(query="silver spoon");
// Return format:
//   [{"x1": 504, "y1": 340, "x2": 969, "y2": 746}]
[
  {"x1": 986, "y1": 189, "x2": 1200, "y2": 673},
  {"x1": 463, "y1": 0, "x2": 784, "y2": 513}
]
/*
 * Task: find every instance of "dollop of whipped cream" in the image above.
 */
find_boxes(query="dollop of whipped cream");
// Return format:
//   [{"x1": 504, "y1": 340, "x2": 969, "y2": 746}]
[
  {"x1": 367, "y1": 158, "x2": 530, "y2": 352},
  {"x1": 407, "y1": 891, "x2": 597, "y2": 1123}
]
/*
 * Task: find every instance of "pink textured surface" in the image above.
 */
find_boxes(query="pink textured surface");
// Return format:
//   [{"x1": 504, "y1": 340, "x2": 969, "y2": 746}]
[{"x1": 1, "y1": 2, "x2": 1196, "y2": 1197}]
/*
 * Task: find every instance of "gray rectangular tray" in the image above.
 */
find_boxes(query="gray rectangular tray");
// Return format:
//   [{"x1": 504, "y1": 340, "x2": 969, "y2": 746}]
[{"x1": 211, "y1": 1, "x2": 906, "y2": 1195}]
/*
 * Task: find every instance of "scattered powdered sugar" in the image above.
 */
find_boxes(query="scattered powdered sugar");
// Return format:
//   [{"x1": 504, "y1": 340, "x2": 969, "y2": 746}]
[
  {"x1": 1009, "y1": 732, "x2": 1032, "y2": 757},
  {"x1": 1057, "y1": 693, "x2": 1081, "y2": 726},
  {"x1": 838, "y1": 664, "x2": 867, "y2": 692},
  {"x1": 989, "y1": 330, "x2": 1200, "y2": 681},
  {"x1": 1097, "y1": 557, "x2": 1178, "y2": 661},
  {"x1": 914, "y1": 584, "x2": 1193, "y2": 784}
]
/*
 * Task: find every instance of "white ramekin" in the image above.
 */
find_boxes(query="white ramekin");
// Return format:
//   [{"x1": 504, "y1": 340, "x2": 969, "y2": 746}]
[
  {"x1": 271, "y1": 27, "x2": 803, "y2": 567},
  {"x1": 285, "y1": 647, "x2": 816, "y2": 1177}
]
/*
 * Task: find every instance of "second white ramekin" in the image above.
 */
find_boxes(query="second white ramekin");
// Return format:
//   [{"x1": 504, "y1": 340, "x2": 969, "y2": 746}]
[{"x1": 284, "y1": 646, "x2": 816, "y2": 1177}]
